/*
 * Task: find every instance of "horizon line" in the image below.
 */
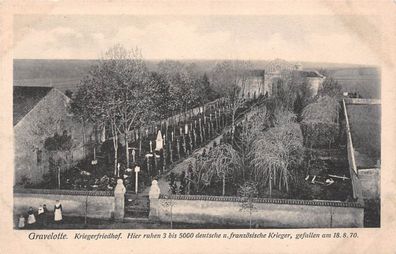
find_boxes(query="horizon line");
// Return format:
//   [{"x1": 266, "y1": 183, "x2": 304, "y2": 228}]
[{"x1": 13, "y1": 58, "x2": 376, "y2": 67}]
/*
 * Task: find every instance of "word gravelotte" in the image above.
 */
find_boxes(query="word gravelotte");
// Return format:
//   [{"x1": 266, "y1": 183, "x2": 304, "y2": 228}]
[{"x1": 28, "y1": 232, "x2": 68, "y2": 240}]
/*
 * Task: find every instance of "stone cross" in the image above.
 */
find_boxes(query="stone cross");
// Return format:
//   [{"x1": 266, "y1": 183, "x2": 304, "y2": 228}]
[
  {"x1": 131, "y1": 149, "x2": 136, "y2": 162},
  {"x1": 155, "y1": 130, "x2": 163, "y2": 151},
  {"x1": 134, "y1": 166, "x2": 140, "y2": 194}
]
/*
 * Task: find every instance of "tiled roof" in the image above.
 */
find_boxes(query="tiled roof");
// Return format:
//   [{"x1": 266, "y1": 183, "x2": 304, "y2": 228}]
[
  {"x1": 297, "y1": 70, "x2": 324, "y2": 78},
  {"x1": 248, "y1": 69, "x2": 265, "y2": 76},
  {"x1": 13, "y1": 86, "x2": 53, "y2": 126}
]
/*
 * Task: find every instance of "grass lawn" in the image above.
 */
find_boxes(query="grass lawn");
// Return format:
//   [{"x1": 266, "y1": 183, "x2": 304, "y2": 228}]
[{"x1": 347, "y1": 104, "x2": 381, "y2": 168}]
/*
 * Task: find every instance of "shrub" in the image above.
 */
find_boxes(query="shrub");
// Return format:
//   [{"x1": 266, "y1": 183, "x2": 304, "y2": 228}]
[
  {"x1": 250, "y1": 110, "x2": 304, "y2": 194},
  {"x1": 301, "y1": 96, "x2": 341, "y2": 148}
]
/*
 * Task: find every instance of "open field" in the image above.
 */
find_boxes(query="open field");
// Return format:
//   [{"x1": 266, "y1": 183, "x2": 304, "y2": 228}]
[
  {"x1": 347, "y1": 104, "x2": 381, "y2": 168},
  {"x1": 328, "y1": 67, "x2": 380, "y2": 99}
]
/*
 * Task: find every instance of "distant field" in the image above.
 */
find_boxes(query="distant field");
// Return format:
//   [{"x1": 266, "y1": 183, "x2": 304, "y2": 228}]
[
  {"x1": 347, "y1": 104, "x2": 381, "y2": 168},
  {"x1": 328, "y1": 67, "x2": 380, "y2": 99},
  {"x1": 13, "y1": 59, "x2": 380, "y2": 97},
  {"x1": 13, "y1": 59, "x2": 95, "y2": 92}
]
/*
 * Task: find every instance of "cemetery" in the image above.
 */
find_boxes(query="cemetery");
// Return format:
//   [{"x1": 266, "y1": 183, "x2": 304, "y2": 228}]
[{"x1": 13, "y1": 45, "x2": 372, "y2": 229}]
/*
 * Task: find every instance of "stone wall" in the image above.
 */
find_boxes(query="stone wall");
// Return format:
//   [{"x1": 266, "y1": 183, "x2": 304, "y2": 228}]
[
  {"x1": 358, "y1": 168, "x2": 380, "y2": 200},
  {"x1": 342, "y1": 99, "x2": 364, "y2": 202},
  {"x1": 14, "y1": 189, "x2": 115, "y2": 219},
  {"x1": 148, "y1": 182, "x2": 364, "y2": 228},
  {"x1": 344, "y1": 98, "x2": 381, "y2": 105}
]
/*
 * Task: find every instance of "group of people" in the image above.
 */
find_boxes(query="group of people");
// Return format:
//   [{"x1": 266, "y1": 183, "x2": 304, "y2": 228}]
[{"x1": 18, "y1": 200, "x2": 63, "y2": 229}]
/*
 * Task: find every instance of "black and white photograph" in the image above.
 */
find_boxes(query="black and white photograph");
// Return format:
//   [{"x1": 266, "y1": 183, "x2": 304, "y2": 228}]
[{"x1": 11, "y1": 13, "x2": 381, "y2": 231}]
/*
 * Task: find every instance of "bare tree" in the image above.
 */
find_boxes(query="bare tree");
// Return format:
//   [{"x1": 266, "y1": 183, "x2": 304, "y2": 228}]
[
  {"x1": 103, "y1": 45, "x2": 154, "y2": 169},
  {"x1": 72, "y1": 44, "x2": 155, "y2": 174},
  {"x1": 211, "y1": 61, "x2": 252, "y2": 143},
  {"x1": 234, "y1": 106, "x2": 270, "y2": 181},
  {"x1": 203, "y1": 143, "x2": 242, "y2": 196},
  {"x1": 250, "y1": 110, "x2": 304, "y2": 196},
  {"x1": 238, "y1": 181, "x2": 258, "y2": 229},
  {"x1": 157, "y1": 60, "x2": 202, "y2": 119},
  {"x1": 317, "y1": 69, "x2": 342, "y2": 98},
  {"x1": 234, "y1": 107, "x2": 267, "y2": 181},
  {"x1": 301, "y1": 95, "x2": 341, "y2": 148},
  {"x1": 160, "y1": 193, "x2": 176, "y2": 229}
]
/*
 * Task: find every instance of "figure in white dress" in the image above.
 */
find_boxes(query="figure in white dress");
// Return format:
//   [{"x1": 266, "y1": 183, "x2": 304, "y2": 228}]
[
  {"x1": 37, "y1": 205, "x2": 45, "y2": 227},
  {"x1": 27, "y1": 207, "x2": 36, "y2": 225},
  {"x1": 37, "y1": 205, "x2": 44, "y2": 215},
  {"x1": 18, "y1": 214, "x2": 25, "y2": 229},
  {"x1": 54, "y1": 200, "x2": 63, "y2": 223}
]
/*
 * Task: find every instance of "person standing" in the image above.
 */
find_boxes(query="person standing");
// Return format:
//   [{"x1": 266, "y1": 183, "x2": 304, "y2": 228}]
[
  {"x1": 27, "y1": 207, "x2": 36, "y2": 228},
  {"x1": 54, "y1": 200, "x2": 63, "y2": 224},
  {"x1": 42, "y1": 204, "x2": 48, "y2": 227},
  {"x1": 37, "y1": 205, "x2": 44, "y2": 228},
  {"x1": 18, "y1": 214, "x2": 25, "y2": 229}
]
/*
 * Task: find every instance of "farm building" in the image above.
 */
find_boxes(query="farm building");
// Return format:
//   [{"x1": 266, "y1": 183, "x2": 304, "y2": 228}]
[
  {"x1": 291, "y1": 70, "x2": 326, "y2": 96},
  {"x1": 262, "y1": 59, "x2": 325, "y2": 97},
  {"x1": 13, "y1": 86, "x2": 97, "y2": 185},
  {"x1": 239, "y1": 70, "x2": 268, "y2": 99}
]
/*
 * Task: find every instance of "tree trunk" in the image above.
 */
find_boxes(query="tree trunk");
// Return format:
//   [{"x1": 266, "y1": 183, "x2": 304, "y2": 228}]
[
  {"x1": 269, "y1": 169, "x2": 272, "y2": 198},
  {"x1": 125, "y1": 133, "x2": 130, "y2": 168},
  {"x1": 111, "y1": 123, "x2": 118, "y2": 176},
  {"x1": 82, "y1": 119, "x2": 86, "y2": 158},
  {"x1": 114, "y1": 145, "x2": 118, "y2": 176},
  {"x1": 57, "y1": 166, "x2": 61, "y2": 189},
  {"x1": 279, "y1": 173, "x2": 282, "y2": 190},
  {"x1": 199, "y1": 120, "x2": 203, "y2": 143},
  {"x1": 222, "y1": 173, "x2": 226, "y2": 196},
  {"x1": 196, "y1": 167, "x2": 203, "y2": 193},
  {"x1": 169, "y1": 141, "x2": 173, "y2": 163},
  {"x1": 242, "y1": 151, "x2": 246, "y2": 181},
  {"x1": 139, "y1": 139, "x2": 142, "y2": 157},
  {"x1": 85, "y1": 194, "x2": 88, "y2": 224},
  {"x1": 170, "y1": 198, "x2": 173, "y2": 230},
  {"x1": 231, "y1": 110, "x2": 236, "y2": 143},
  {"x1": 249, "y1": 207, "x2": 252, "y2": 229}
]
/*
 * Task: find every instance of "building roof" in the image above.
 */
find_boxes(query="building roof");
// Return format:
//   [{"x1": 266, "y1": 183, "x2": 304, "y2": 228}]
[
  {"x1": 13, "y1": 86, "x2": 53, "y2": 126},
  {"x1": 247, "y1": 69, "x2": 265, "y2": 76},
  {"x1": 296, "y1": 70, "x2": 325, "y2": 78},
  {"x1": 264, "y1": 59, "x2": 295, "y2": 73}
]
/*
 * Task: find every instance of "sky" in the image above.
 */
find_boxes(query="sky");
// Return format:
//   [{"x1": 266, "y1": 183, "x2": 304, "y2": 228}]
[{"x1": 13, "y1": 15, "x2": 380, "y2": 65}]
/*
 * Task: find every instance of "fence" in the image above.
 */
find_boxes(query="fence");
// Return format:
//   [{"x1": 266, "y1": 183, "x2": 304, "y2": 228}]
[{"x1": 128, "y1": 97, "x2": 227, "y2": 139}]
